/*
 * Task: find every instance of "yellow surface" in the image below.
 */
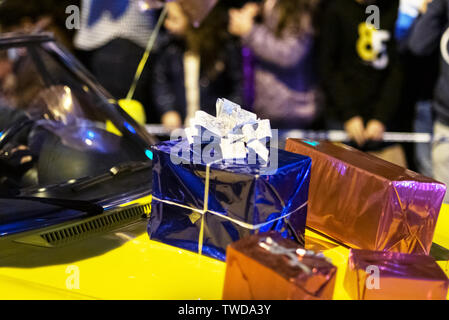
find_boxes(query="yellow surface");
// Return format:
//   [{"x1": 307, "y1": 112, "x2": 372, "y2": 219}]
[
  {"x1": 435, "y1": 204, "x2": 449, "y2": 249},
  {"x1": 0, "y1": 203, "x2": 448, "y2": 300},
  {"x1": 119, "y1": 194, "x2": 152, "y2": 211},
  {"x1": 106, "y1": 99, "x2": 147, "y2": 136},
  {"x1": 117, "y1": 99, "x2": 147, "y2": 125},
  {"x1": 0, "y1": 235, "x2": 224, "y2": 300}
]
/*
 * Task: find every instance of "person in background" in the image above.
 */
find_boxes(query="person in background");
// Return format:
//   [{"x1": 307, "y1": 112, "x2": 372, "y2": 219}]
[
  {"x1": 408, "y1": 0, "x2": 449, "y2": 202},
  {"x1": 319, "y1": 0, "x2": 406, "y2": 166},
  {"x1": 152, "y1": 2, "x2": 243, "y2": 129},
  {"x1": 0, "y1": 1, "x2": 80, "y2": 111},
  {"x1": 74, "y1": 0, "x2": 159, "y2": 122},
  {"x1": 228, "y1": 0, "x2": 320, "y2": 129},
  {"x1": 0, "y1": 0, "x2": 79, "y2": 50},
  {"x1": 396, "y1": 0, "x2": 439, "y2": 177}
]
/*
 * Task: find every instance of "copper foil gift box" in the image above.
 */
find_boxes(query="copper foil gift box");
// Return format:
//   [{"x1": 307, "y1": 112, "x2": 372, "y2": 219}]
[
  {"x1": 222, "y1": 232, "x2": 337, "y2": 300},
  {"x1": 285, "y1": 139, "x2": 446, "y2": 254},
  {"x1": 344, "y1": 249, "x2": 449, "y2": 300}
]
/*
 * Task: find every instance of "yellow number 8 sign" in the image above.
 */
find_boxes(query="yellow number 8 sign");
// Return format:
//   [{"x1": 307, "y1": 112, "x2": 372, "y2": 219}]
[
  {"x1": 356, "y1": 23, "x2": 390, "y2": 70},
  {"x1": 357, "y1": 23, "x2": 377, "y2": 62}
]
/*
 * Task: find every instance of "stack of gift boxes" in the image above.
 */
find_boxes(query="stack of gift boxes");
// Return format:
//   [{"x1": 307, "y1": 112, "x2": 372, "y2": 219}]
[{"x1": 148, "y1": 98, "x2": 449, "y2": 300}]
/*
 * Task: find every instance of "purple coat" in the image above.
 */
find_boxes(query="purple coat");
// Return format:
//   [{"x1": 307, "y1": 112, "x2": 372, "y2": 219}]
[{"x1": 242, "y1": 4, "x2": 318, "y2": 129}]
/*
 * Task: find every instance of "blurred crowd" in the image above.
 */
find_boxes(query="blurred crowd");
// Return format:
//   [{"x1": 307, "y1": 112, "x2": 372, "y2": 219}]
[{"x1": 1, "y1": 0, "x2": 449, "y2": 186}]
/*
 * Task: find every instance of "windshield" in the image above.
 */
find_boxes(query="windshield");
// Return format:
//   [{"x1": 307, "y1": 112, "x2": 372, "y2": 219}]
[{"x1": 0, "y1": 35, "x2": 155, "y2": 194}]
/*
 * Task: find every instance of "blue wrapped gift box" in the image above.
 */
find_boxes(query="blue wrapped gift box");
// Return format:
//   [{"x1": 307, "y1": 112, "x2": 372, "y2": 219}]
[{"x1": 148, "y1": 139, "x2": 311, "y2": 261}]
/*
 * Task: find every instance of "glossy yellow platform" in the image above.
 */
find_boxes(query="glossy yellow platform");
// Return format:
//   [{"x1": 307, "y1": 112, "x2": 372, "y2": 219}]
[{"x1": 0, "y1": 203, "x2": 448, "y2": 300}]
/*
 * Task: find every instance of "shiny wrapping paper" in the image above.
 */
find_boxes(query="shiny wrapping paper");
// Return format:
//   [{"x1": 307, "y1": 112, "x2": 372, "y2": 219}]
[
  {"x1": 344, "y1": 249, "x2": 449, "y2": 300},
  {"x1": 148, "y1": 140, "x2": 311, "y2": 260},
  {"x1": 285, "y1": 139, "x2": 447, "y2": 254},
  {"x1": 222, "y1": 232, "x2": 337, "y2": 300}
]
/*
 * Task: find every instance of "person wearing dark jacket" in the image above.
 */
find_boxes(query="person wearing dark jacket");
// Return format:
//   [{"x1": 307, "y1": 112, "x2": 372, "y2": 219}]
[
  {"x1": 395, "y1": 0, "x2": 438, "y2": 177},
  {"x1": 152, "y1": 2, "x2": 243, "y2": 129},
  {"x1": 320, "y1": 0, "x2": 405, "y2": 164},
  {"x1": 74, "y1": 0, "x2": 159, "y2": 122},
  {"x1": 408, "y1": 0, "x2": 449, "y2": 202}
]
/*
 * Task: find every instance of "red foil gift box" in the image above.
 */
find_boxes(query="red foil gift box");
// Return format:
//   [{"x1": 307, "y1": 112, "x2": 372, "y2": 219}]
[
  {"x1": 344, "y1": 249, "x2": 449, "y2": 300},
  {"x1": 285, "y1": 139, "x2": 446, "y2": 254},
  {"x1": 222, "y1": 232, "x2": 337, "y2": 300}
]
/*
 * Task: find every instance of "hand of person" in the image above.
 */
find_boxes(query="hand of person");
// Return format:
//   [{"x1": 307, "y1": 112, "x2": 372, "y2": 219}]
[
  {"x1": 241, "y1": 2, "x2": 260, "y2": 19},
  {"x1": 364, "y1": 119, "x2": 385, "y2": 142},
  {"x1": 228, "y1": 7, "x2": 257, "y2": 37},
  {"x1": 161, "y1": 111, "x2": 182, "y2": 130},
  {"x1": 344, "y1": 116, "x2": 366, "y2": 146},
  {"x1": 420, "y1": 0, "x2": 433, "y2": 14}
]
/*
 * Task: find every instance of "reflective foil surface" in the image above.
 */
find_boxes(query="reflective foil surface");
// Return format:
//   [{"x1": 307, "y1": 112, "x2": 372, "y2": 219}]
[
  {"x1": 344, "y1": 249, "x2": 449, "y2": 300},
  {"x1": 148, "y1": 140, "x2": 312, "y2": 260},
  {"x1": 285, "y1": 139, "x2": 446, "y2": 254},
  {"x1": 222, "y1": 232, "x2": 337, "y2": 300}
]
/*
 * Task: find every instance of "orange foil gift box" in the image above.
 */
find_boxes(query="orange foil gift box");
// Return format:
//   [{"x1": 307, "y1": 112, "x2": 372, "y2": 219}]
[
  {"x1": 285, "y1": 139, "x2": 446, "y2": 254},
  {"x1": 222, "y1": 232, "x2": 337, "y2": 300},
  {"x1": 344, "y1": 249, "x2": 449, "y2": 300}
]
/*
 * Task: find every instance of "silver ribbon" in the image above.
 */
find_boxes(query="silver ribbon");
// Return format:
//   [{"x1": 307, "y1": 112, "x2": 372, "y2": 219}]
[{"x1": 258, "y1": 236, "x2": 328, "y2": 275}]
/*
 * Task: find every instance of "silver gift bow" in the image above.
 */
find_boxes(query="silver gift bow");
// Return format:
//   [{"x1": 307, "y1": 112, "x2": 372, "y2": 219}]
[{"x1": 185, "y1": 98, "x2": 273, "y2": 163}]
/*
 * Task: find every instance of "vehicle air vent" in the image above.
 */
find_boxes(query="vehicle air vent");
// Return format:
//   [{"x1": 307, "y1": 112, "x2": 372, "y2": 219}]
[{"x1": 14, "y1": 203, "x2": 151, "y2": 247}]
